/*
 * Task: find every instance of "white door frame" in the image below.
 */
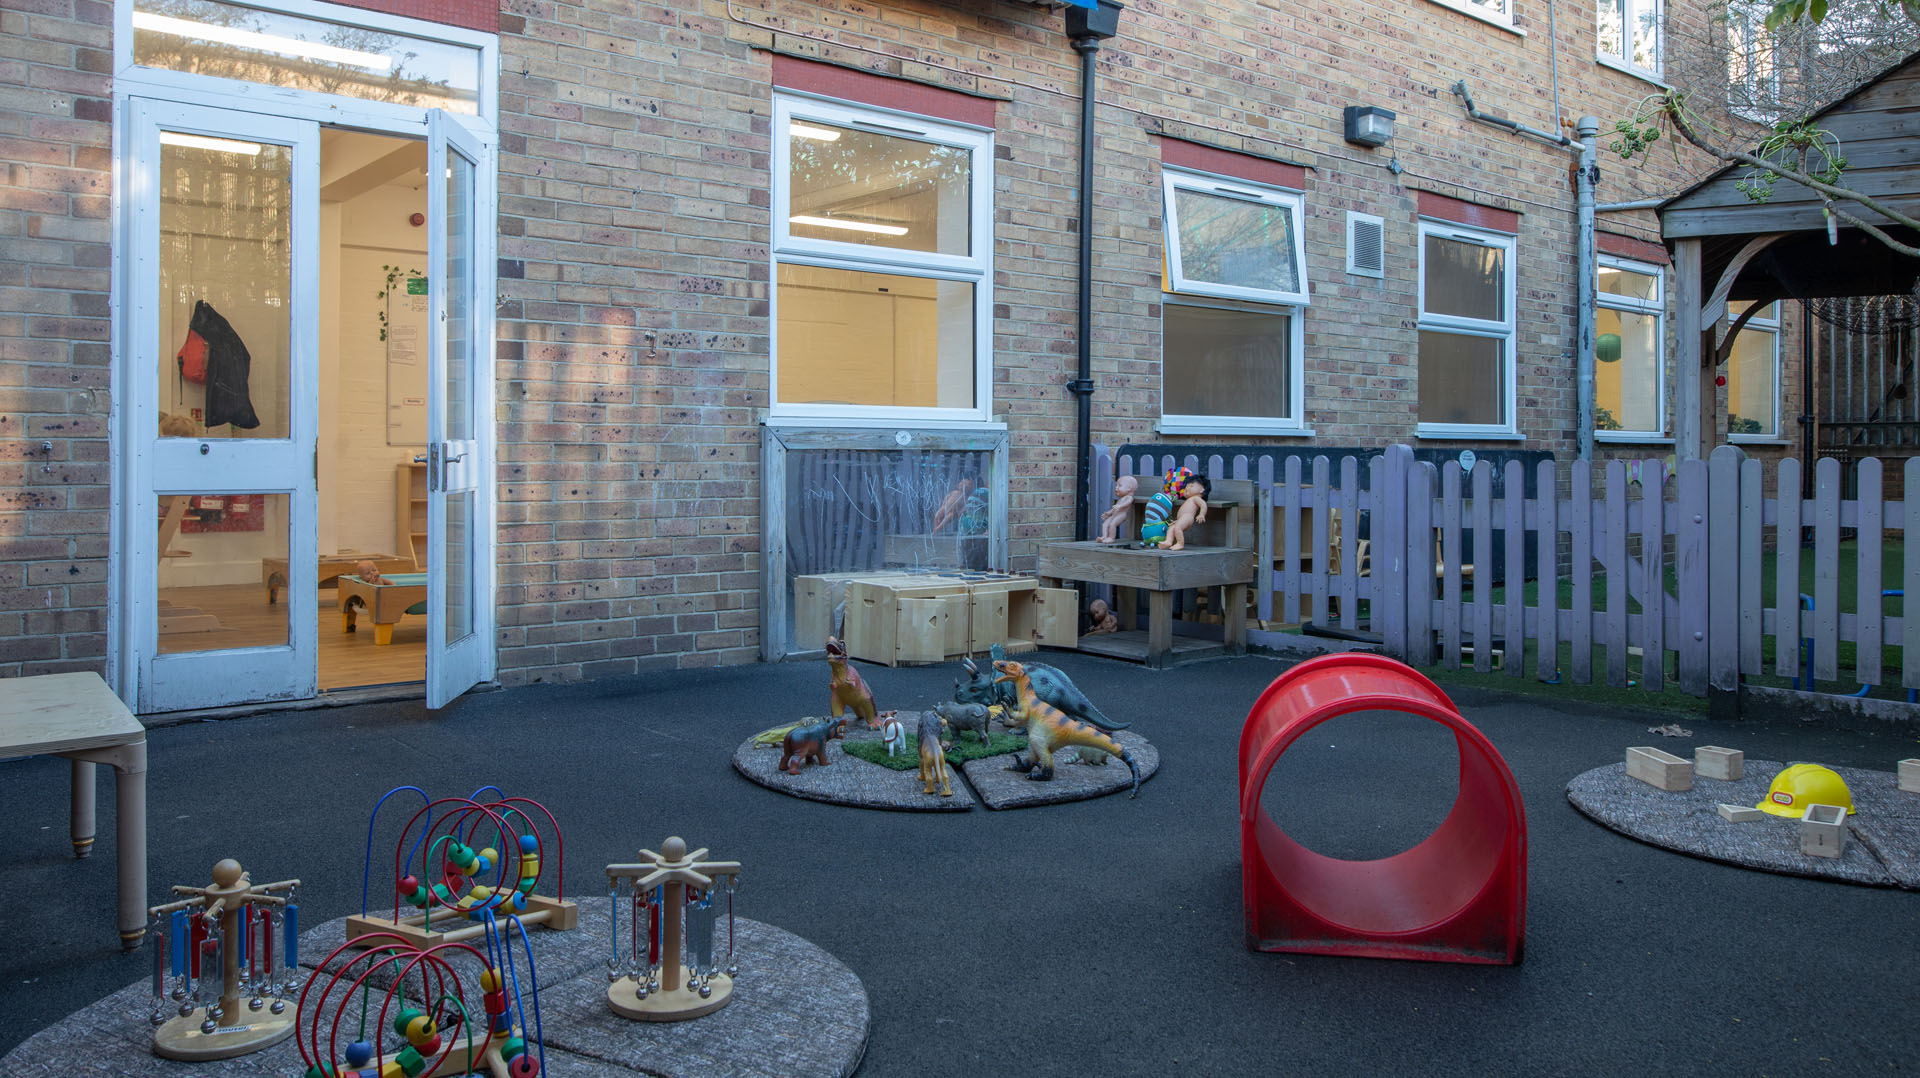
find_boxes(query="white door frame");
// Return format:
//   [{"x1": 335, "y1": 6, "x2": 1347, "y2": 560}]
[{"x1": 108, "y1": 0, "x2": 499, "y2": 711}]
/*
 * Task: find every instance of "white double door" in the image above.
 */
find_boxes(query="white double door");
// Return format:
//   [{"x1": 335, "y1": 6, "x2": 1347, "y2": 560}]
[{"x1": 123, "y1": 98, "x2": 493, "y2": 712}]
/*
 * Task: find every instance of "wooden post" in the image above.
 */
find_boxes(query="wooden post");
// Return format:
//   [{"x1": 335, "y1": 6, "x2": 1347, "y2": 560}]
[
  {"x1": 1708, "y1": 445, "x2": 1743, "y2": 692},
  {"x1": 1674, "y1": 238, "x2": 1704, "y2": 462}
]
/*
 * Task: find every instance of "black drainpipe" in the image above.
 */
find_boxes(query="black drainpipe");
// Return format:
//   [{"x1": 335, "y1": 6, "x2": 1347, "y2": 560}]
[{"x1": 1066, "y1": 0, "x2": 1121, "y2": 541}]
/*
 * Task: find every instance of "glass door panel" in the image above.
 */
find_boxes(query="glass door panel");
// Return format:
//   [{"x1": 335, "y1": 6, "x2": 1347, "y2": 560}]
[{"x1": 130, "y1": 99, "x2": 318, "y2": 713}]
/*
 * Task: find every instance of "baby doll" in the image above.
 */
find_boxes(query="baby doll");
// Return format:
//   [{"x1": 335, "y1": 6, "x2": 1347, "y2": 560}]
[
  {"x1": 354, "y1": 559, "x2": 388, "y2": 586},
  {"x1": 1086, "y1": 598, "x2": 1118, "y2": 634},
  {"x1": 1158, "y1": 473, "x2": 1211, "y2": 551},
  {"x1": 1096, "y1": 475, "x2": 1139, "y2": 543},
  {"x1": 1139, "y1": 467, "x2": 1194, "y2": 547}
]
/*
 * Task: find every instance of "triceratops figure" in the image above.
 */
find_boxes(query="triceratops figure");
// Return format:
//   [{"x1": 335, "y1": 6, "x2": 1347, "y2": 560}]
[{"x1": 954, "y1": 644, "x2": 1127, "y2": 732}]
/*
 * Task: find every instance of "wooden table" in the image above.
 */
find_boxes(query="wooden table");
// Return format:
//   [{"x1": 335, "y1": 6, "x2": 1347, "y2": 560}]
[
  {"x1": 337, "y1": 572, "x2": 428, "y2": 645},
  {"x1": 0, "y1": 672, "x2": 148, "y2": 948},
  {"x1": 263, "y1": 553, "x2": 415, "y2": 605},
  {"x1": 1038, "y1": 541, "x2": 1257, "y2": 668}
]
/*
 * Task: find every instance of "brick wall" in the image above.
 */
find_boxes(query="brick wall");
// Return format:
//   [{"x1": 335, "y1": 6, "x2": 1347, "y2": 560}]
[{"x1": 0, "y1": 0, "x2": 112, "y2": 678}]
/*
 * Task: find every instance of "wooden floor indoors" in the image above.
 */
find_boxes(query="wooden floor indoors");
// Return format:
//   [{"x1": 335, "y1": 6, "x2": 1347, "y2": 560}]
[{"x1": 156, "y1": 583, "x2": 425, "y2": 691}]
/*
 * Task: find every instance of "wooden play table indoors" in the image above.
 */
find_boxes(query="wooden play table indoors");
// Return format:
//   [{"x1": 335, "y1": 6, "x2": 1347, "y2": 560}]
[
  {"x1": 337, "y1": 571, "x2": 429, "y2": 645},
  {"x1": 0, "y1": 672, "x2": 148, "y2": 948},
  {"x1": 263, "y1": 552, "x2": 415, "y2": 605},
  {"x1": 1038, "y1": 541, "x2": 1257, "y2": 668}
]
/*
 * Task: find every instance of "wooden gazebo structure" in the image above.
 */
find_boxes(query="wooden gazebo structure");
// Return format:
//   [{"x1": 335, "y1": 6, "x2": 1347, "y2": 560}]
[{"x1": 1659, "y1": 51, "x2": 1920, "y2": 461}]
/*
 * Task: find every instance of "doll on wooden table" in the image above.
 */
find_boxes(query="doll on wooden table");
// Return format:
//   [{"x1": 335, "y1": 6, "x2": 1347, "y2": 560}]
[
  {"x1": 1086, "y1": 598, "x2": 1119, "y2": 634},
  {"x1": 1096, "y1": 475, "x2": 1139, "y2": 543},
  {"x1": 1140, "y1": 467, "x2": 1202, "y2": 547},
  {"x1": 353, "y1": 559, "x2": 389, "y2": 586},
  {"x1": 1158, "y1": 473, "x2": 1211, "y2": 551}
]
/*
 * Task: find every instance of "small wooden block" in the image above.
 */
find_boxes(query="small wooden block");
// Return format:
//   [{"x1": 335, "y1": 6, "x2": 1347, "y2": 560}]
[
  {"x1": 1716, "y1": 803, "x2": 1763, "y2": 823},
  {"x1": 1899, "y1": 758, "x2": 1920, "y2": 794},
  {"x1": 1694, "y1": 745, "x2": 1745, "y2": 782},
  {"x1": 1625, "y1": 746, "x2": 1693, "y2": 791},
  {"x1": 1798, "y1": 803, "x2": 1848, "y2": 859}
]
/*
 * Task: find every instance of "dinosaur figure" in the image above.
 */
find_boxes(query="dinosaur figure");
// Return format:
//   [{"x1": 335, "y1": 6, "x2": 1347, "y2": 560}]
[
  {"x1": 954, "y1": 645, "x2": 1127, "y2": 731},
  {"x1": 779, "y1": 717, "x2": 846, "y2": 775},
  {"x1": 917, "y1": 710, "x2": 952, "y2": 797},
  {"x1": 825, "y1": 635, "x2": 879, "y2": 728},
  {"x1": 993, "y1": 660, "x2": 1139, "y2": 798}
]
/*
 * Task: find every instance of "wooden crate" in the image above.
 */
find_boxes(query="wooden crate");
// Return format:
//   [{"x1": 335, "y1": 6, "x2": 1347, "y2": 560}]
[
  {"x1": 1899, "y1": 758, "x2": 1920, "y2": 794},
  {"x1": 1716, "y1": 803, "x2": 1763, "y2": 823},
  {"x1": 1009, "y1": 586, "x2": 1080, "y2": 651},
  {"x1": 1626, "y1": 746, "x2": 1693, "y2": 791},
  {"x1": 1694, "y1": 746, "x2": 1745, "y2": 782},
  {"x1": 793, "y1": 572, "x2": 871, "y2": 651},
  {"x1": 838, "y1": 572, "x2": 1069, "y2": 667},
  {"x1": 1799, "y1": 804, "x2": 1848, "y2": 858}
]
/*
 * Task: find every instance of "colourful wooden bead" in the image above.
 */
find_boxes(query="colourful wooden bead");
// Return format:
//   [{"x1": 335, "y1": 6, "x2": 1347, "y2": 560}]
[
  {"x1": 479, "y1": 967, "x2": 501, "y2": 992},
  {"x1": 413, "y1": 1033, "x2": 441, "y2": 1057},
  {"x1": 345, "y1": 1040, "x2": 374, "y2": 1067},
  {"x1": 392, "y1": 1007, "x2": 425, "y2": 1038},
  {"x1": 499, "y1": 1036, "x2": 527, "y2": 1060},
  {"x1": 403, "y1": 1014, "x2": 435, "y2": 1045},
  {"x1": 507, "y1": 1054, "x2": 539, "y2": 1077},
  {"x1": 517, "y1": 834, "x2": 538, "y2": 854},
  {"x1": 483, "y1": 989, "x2": 508, "y2": 1016}
]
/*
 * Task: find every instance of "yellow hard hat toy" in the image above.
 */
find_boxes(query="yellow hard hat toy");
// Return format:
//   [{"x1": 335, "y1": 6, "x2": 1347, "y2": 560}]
[{"x1": 1756, "y1": 764, "x2": 1855, "y2": 819}]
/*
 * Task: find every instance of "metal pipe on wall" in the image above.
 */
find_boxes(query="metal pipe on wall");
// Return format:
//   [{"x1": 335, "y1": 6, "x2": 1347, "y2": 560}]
[
  {"x1": 1066, "y1": 1, "x2": 1121, "y2": 542},
  {"x1": 1575, "y1": 117, "x2": 1599, "y2": 461}
]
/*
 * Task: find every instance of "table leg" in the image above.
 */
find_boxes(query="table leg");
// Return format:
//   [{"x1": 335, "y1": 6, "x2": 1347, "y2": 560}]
[
  {"x1": 1224, "y1": 583, "x2": 1249, "y2": 656},
  {"x1": 1147, "y1": 589, "x2": 1174, "y2": 669},
  {"x1": 70, "y1": 758, "x2": 95, "y2": 858},
  {"x1": 1116, "y1": 587, "x2": 1137, "y2": 633},
  {"x1": 114, "y1": 741, "x2": 148, "y2": 949}
]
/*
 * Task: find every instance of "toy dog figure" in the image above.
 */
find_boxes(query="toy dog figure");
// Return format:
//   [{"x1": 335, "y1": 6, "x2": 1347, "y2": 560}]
[
  {"x1": 779, "y1": 717, "x2": 846, "y2": 775},
  {"x1": 993, "y1": 660, "x2": 1139, "y2": 798},
  {"x1": 917, "y1": 710, "x2": 952, "y2": 797},
  {"x1": 931, "y1": 700, "x2": 992, "y2": 747},
  {"x1": 880, "y1": 716, "x2": 906, "y2": 757},
  {"x1": 825, "y1": 635, "x2": 880, "y2": 728}
]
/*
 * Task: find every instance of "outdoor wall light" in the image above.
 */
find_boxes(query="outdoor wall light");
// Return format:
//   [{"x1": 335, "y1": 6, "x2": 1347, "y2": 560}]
[{"x1": 1343, "y1": 105, "x2": 1397, "y2": 148}]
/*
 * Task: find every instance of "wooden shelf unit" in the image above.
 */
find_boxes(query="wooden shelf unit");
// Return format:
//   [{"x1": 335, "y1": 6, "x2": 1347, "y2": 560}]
[{"x1": 395, "y1": 461, "x2": 428, "y2": 570}]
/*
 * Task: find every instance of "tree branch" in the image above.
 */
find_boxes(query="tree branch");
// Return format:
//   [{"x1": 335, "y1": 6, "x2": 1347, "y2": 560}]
[{"x1": 1665, "y1": 100, "x2": 1920, "y2": 238}]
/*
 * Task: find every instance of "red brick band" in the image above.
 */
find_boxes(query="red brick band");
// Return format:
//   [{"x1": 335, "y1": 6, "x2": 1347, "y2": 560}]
[
  {"x1": 771, "y1": 54, "x2": 998, "y2": 128},
  {"x1": 1597, "y1": 231, "x2": 1670, "y2": 265},
  {"x1": 326, "y1": 0, "x2": 495, "y2": 33},
  {"x1": 1417, "y1": 190, "x2": 1521, "y2": 234},
  {"x1": 1158, "y1": 137, "x2": 1307, "y2": 191}
]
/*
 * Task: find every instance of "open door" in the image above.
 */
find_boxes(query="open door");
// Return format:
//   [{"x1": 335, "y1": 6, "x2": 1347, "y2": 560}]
[{"x1": 424, "y1": 110, "x2": 496, "y2": 708}]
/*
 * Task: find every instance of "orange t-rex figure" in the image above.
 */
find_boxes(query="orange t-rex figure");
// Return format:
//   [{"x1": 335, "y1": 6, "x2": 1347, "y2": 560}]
[{"x1": 825, "y1": 635, "x2": 879, "y2": 728}]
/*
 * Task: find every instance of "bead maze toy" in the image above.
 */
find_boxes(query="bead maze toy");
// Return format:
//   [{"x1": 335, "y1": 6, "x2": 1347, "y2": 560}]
[
  {"x1": 144, "y1": 858, "x2": 302, "y2": 1060},
  {"x1": 297, "y1": 924, "x2": 546, "y2": 1078},
  {"x1": 347, "y1": 787, "x2": 578, "y2": 948},
  {"x1": 605, "y1": 836, "x2": 741, "y2": 1021}
]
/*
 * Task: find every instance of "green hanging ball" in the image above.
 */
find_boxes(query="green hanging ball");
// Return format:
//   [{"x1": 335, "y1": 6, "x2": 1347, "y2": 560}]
[{"x1": 1596, "y1": 333, "x2": 1622, "y2": 363}]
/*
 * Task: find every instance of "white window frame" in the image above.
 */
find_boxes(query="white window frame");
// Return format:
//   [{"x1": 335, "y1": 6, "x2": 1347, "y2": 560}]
[
  {"x1": 1424, "y1": 0, "x2": 1524, "y2": 34},
  {"x1": 1726, "y1": 0, "x2": 1782, "y2": 123},
  {"x1": 1594, "y1": 255, "x2": 1667, "y2": 442},
  {"x1": 1162, "y1": 168, "x2": 1309, "y2": 308},
  {"x1": 1597, "y1": 0, "x2": 1664, "y2": 81},
  {"x1": 1158, "y1": 167, "x2": 1310, "y2": 435},
  {"x1": 1727, "y1": 302, "x2": 1783, "y2": 442},
  {"x1": 1417, "y1": 219, "x2": 1518, "y2": 439},
  {"x1": 769, "y1": 93, "x2": 994, "y2": 425}
]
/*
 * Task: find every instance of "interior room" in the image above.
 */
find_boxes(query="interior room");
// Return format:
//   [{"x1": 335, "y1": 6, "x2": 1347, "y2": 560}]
[{"x1": 154, "y1": 127, "x2": 432, "y2": 692}]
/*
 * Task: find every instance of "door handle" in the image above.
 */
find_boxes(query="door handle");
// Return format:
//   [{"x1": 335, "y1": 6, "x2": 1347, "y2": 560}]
[
  {"x1": 443, "y1": 449, "x2": 466, "y2": 464},
  {"x1": 413, "y1": 454, "x2": 428, "y2": 463}
]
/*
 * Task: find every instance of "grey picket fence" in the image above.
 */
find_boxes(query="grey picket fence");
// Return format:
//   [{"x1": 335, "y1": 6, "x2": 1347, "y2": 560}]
[{"x1": 1091, "y1": 442, "x2": 1920, "y2": 703}]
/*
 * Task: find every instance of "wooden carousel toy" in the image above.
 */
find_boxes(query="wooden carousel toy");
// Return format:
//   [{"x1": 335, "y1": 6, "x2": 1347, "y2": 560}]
[
  {"x1": 144, "y1": 858, "x2": 301, "y2": 1061},
  {"x1": 347, "y1": 786, "x2": 578, "y2": 948},
  {"x1": 605, "y1": 836, "x2": 741, "y2": 1021},
  {"x1": 297, "y1": 924, "x2": 546, "y2": 1078}
]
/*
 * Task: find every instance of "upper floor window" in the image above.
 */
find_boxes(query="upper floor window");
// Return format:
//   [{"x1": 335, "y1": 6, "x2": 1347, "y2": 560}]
[
  {"x1": 1428, "y1": 0, "x2": 1516, "y2": 30},
  {"x1": 1160, "y1": 167, "x2": 1309, "y2": 434},
  {"x1": 1598, "y1": 0, "x2": 1662, "y2": 77},
  {"x1": 1417, "y1": 220, "x2": 1517, "y2": 437},
  {"x1": 1727, "y1": 0, "x2": 1781, "y2": 121},
  {"x1": 1594, "y1": 257, "x2": 1666, "y2": 440},
  {"x1": 1727, "y1": 301, "x2": 1781, "y2": 439},
  {"x1": 770, "y1": 94, "x2": 993, "y2": 422}
]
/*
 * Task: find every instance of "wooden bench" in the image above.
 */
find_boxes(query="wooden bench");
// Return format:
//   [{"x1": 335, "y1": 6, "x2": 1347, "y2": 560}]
[
  {"x1": 1038, "y1": 541, "x2": 1257, "y2": 668},
  {"x1": 0, "y1": 672, "x2": 148, "y2": 948}
]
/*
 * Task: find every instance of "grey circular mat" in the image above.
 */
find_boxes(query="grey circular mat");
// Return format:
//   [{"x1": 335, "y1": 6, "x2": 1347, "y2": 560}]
[
  {"x1": 1, "y1": 911, "x2": 867, "y2": 1078},
  {"x1": 1567, "y1": 758, "x2": 1920, "y2": 890}
]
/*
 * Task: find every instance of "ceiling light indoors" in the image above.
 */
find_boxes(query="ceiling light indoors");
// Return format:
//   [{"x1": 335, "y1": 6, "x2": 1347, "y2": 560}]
[
  {"x1": 133, "y1": 10, "x2": 395, "y2": 72},
  {"x1": 790, "y1": 215, "x2": 908, "y2": 236},
  {"x1": 159, "y1": 131, "x2": 264, "y2": 156},
  {"x1": 789, "y1": 123, "x2": 843, "y2": 141}
]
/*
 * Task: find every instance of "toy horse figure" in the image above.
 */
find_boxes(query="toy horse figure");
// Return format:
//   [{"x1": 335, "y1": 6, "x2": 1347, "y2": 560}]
[
  {"x1": 954, "y1": 645, "x2": 1128, "y2": 731},
  {"x1": 825, "y1": 635, "x2": 879, "y2": 728},
  {"x1": 779, "y1": 717, "x2": 846, "y2": 775},
  {"x1": 994, "y1": 660, "x2": 1140, "y2": 798}
]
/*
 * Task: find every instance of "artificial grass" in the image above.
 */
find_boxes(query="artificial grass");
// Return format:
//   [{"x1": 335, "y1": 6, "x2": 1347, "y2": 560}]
[{"x1": 841, "y1": 730, "x2": 1025, "y2": 771}]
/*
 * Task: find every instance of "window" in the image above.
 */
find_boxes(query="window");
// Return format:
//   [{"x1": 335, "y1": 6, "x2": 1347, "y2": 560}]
[
  {"x1": 1726, "y1": 301, "x2": 1781, "y2": 439},
  {"x1": 1598, "y1": 0, "x2": 1662, "y2": 77},
  {"x1": 771, "y1": 95, "x2": 992, "y2": 421},
  {"x1": 1160, "y1": 168, "x2": 1309, "y2": 433},
  {"x1": 1417, "y1": 221, "x2": 1516, "y2": 436},
  {"x1": 1594, "y1": 257, "x2": 1665, "y2": 439},
  {"x1": 1726, "y1": 0, "x2": 1781, "y2": 121},
  {"x1": 1427, "y1": 0, "x2": 1516, "y2": 30}
]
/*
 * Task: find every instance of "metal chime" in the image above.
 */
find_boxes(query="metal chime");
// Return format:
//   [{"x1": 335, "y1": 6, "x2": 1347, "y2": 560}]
[
  {"x1": 144, "y1": 858, "x2": 301, "y2": 1061},
  {"x1": 604, "y1": 836, "x2": 740, "y2": 1021}
]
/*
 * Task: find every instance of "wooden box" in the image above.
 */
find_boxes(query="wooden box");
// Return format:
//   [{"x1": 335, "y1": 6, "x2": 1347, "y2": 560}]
[
  {"x1": 1899, "y1": 758, "x2": 1920, "y2": 794},
  {"x1": 1799, "y1": 804, "x2": 1848, "y2": 858},
  {"x1": 793, "y1": 572, "x2": 868, "y2": 651},
  {"x1": 1009, "y1": 586, "x2": 1079, "y2": 651},
  {"x1": 1716, "y1": 803, "x2": 1763, "y2": 823},
  {"x1": 846, "y1": 581, "x2": 970, "y2": 666},
  {"x1": 1694, "y1": 745, "x2": 1745, "y2": 782},
  {"x1": 1626, "y1": 746, "x2": 1693, "y2": 791}
]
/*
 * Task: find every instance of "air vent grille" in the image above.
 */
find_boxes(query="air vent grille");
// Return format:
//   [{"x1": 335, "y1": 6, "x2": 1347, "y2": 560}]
[{"x1": 1347, "y1": 212, "x2": 1385, "y2": 278}]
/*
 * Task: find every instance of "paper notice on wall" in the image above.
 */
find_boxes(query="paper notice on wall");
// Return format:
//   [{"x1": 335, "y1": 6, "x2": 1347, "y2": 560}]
[{"x1": 387, "y1": 290, "x2": 429, "y2": 445}]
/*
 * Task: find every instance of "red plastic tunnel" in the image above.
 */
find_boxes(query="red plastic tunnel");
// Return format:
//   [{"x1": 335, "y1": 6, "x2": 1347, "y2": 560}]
[{"x1": 1239, "y1": 653, "x2": 1527, "y2": 965}]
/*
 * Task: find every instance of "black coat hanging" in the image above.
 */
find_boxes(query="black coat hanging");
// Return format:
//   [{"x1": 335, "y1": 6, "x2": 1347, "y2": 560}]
[{"x1": 185, "y1": 300, "x2": 260, "y2": 430}]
